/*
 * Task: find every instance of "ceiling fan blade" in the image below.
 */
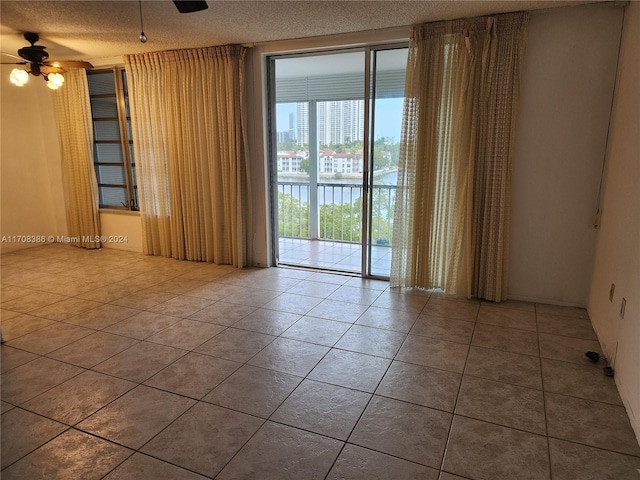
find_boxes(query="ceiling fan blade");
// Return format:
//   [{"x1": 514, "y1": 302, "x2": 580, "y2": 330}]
[
  {"x1": 40, "y1": 65, "x2": 65, "y2": 74},
  {"x1": 173, "y1": 1, "x2": 208, "y2": 13},
  {"x1": 1, "y1": 52, "x2": 27, "y2": 62},
  {"x1": 46, "y1": 60, "x2": 94, "y2": 70}
]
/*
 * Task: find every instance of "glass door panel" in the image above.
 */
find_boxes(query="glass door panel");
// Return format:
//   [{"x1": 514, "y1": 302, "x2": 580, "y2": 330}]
[
  {"x1": 274, "y1": 51, "x2": 365, "y2": 272},
  {"x1": 366, "y1": 47, "x2": 409, "y2": 277}
]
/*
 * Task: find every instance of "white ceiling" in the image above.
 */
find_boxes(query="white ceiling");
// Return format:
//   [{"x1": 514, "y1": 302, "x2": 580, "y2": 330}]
[{"x1": 0, "y1": 0, "x2": 597, "y2": 64}]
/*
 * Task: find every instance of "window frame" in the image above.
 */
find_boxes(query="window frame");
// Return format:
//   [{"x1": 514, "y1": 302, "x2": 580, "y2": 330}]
[{"x1": 87, "y1": 67, "x2": 138, "y2": 211}]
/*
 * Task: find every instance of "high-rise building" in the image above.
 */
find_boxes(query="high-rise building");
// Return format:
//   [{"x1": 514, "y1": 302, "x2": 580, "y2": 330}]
[
  {"x1": 296, "y1": 103, "x2": 309, "y2": 145},
  {"x1": 295, "y1": 100, "x2": 364, "y2": 146}
]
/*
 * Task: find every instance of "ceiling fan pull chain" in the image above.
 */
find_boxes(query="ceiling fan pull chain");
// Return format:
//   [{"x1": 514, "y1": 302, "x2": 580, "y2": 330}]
[{"x1": 138, "y1": 0, "x2": 147, "y2": 43}]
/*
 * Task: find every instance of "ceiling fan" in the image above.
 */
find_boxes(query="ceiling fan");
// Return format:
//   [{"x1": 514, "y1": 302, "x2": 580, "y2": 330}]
[{"x1": 1, "y1": 32, "x2": 93, "y2": 89}]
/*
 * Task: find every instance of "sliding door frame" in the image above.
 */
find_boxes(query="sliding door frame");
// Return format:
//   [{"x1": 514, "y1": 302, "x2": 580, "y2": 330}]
[{"x1": 266, "y1": 42, "x2": 408, "y2": 278}]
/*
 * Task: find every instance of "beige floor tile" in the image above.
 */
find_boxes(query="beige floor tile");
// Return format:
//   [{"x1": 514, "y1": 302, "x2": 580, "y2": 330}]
[
  {"x1": 410, "y1": 315, "x2": 475, "y2": 344},
  {"x1": 286, "y1": 280, "x2": 341, "y2": 298},
  {"x1": 541, "y1": 358, "x2": 622, "y2": 405},
  {"x1": 203, "y1": 364, "x2": 302, "y2": 418},
  {"x1": 396, "y1": 334, "x2": 469, "y2": 373},
  {"x1": 471, "y1": 323, "x2": 539, "y2": 356},
  {"x1": 144, "y1": 352, "x2": 240, "y2": 399},
  {"x1": 220, "y1": 287, "x2": 284, "y2": 307},
  {"x1": 263, "y1": 293, "x2": 322, "y2": 315},
  {"x1": 538, "y1": 333, "x2": 602, "y2": 365},
  {"x1": 29, "y1": 298, "x2": 102, "y2": 321},
  {"x1": 0, "y1": 314, "x2": 56, "y2": 342},
  {"x1": 1, "y1": 356, "x2": 84, "y2": 405},
  {"x1": 439, "y1": 473, "x2": 471, "y2": 480},
  {"x1": 184, "y1": 282, "x2": 245, "y2": 301},
  {"x1": 47, "y1": 331, "x2": 139, "y2": 368},
  {"x1": 63, "y1": 304, "x2": 140, "y2": 330},
  {"x1": 481, "y1": 298, "x2": 536, "y2": 312},
  {"x1": 1, "y1": 407, "x2": 68, "y2": 469},
  {"x1": 232, "y1": 308, "x2": 301, "y2": 335},
  {"x1": 464, "y1": 346, "x2": 542, "y2": 389},
  {"x1": 22, "y1": 370, "x2": 135, "y2": 425},
  {"x1": 355, "y1": 306, "x2": 418, "y2": 333},
  {"x1": 349, "y1": 396, "x2": 452, "y2": 468},
  {"x1": 455, "y1": 375, "x2": 546, "y2": 434},
  {"x1": 545, "y1": 392, "x2": 640, "y2": 456},
  {"x1": 111, "y1": 291, "x2": 176, "y2": 310},
  {"x1": 281, "y1": 316, "x2": 351, "y2": 346},
  {"x1": 103, "y1": 452, "x2": 208, "y2": 480},
  {"x1": 1, "y1": 345, "x2": 40, "y2": 373},
  {"x1": 537, "y1": 313, "x2": 598, "y2": 340},
  {"x1": 371, "y1": 290, "x2": 428, "y2": 313},
  {"x1": 75, "y1": 284, "x2": 139, "y2": 304},
  {"x1": 78, "y1": 385, "x2": 195, "y2": 449},
  {"x1": 271, "y1": 379, "x2": 371, "y2": 440},
  {"x1": 327, "y1": 285, "x2": 383, "y2": 305},
  {"x1": 103, "y1": 311, "x2": 181, "y2": 340},
  {"x1": 216, "y1": 421, "x2": 342, "y2": 480},
  {"x1": 146, "y1": 319, "x2": 226, "y2": 350},
  {"x1": 194, "y1": 327, "x2": 275, "y2": 362},
  {"x1": 93, "y1": 341, "x2": 186, "y2": 383},
  {"x1": 188, "y1": 301, "x2": 257, "y2": 325},
  {"x1": 248, "y1": 337, "x2": 329, "y2": 377},
  {"x1": 306, "y1": 299, "x2": 370, "y2": 323},
  {"x1": 477, "y1": 305, "x2": 537, "y2": 331},
  {"x1": 536, "y1": 303, "x2": 588, "y2": 319},
  {"x1": 0, "y1": 291, "x2": 68, "y2": 314},
  {"x1": 335, "y1": 324, "x2": 405, "y2": 358},
  {"x1": 549, "y1": 438, "x2": 640, "y2": 480},
  {"x1": 442, "y1": 416, "x2": 550, "y2": 480},
  {"x1": 326, "y1": 444, "x2": 438, "y2": 480},
  {"x1": 308, "y1": 349, "x2": 390, "y2": 393},
  {"x1": 376, "y1": 360, "x2": 461, "y2": 412},
  {"x1": 5, "y1": 322, "x2": 94, "y2": 355},
  {"x1": 141, "y1": 402, "x2": 264, "y2": 478},
  {"x1": 1, "y1": 429, "x2": 132, "y2": 480},
  {"x1": 422, "y1": 298, "x2": 480, "y2": 321},
  {"x1": 147, "y1": 295, "x2": 213, "y2": 318}
]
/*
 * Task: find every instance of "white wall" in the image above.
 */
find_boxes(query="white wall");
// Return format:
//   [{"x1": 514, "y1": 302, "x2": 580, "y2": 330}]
[
  {"x1": 588, "y1": 2, "x2": 640, "y2": 442},
  {"x1": 1, "y1": 66, "x2": 67, "y2": 252},
  {"x1": 99, "y1": 211, "x2": 143, "y2": 252},
  {"x1": 509, "y1": 4, "x2": 625, "y2": 306}
]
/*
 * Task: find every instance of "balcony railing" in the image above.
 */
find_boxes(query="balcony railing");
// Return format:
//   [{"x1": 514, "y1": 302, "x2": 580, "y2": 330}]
[{"x1": 277, "y1": 181, "x2": 396, "y2": 245}]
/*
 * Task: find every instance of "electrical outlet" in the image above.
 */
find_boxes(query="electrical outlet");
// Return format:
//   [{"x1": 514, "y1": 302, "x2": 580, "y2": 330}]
[
  {"x1": 620, "y1": 297, "x2": 626, "y2": 319},
  {"x1": 609, "y1": 283, "x2": 615, "y2": 302}
]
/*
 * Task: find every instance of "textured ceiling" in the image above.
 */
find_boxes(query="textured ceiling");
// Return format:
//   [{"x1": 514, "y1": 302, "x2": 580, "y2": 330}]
[{"x1": 1, "y1": 0, "x2": 597, "y2": 63}]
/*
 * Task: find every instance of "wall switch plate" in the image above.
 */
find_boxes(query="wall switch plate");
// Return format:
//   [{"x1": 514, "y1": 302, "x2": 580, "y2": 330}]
[
  {"x1": 609, "y1": 283, "x2": 615, "y2": 302},
  {"x1": 620, "y1": 297, "x2": 626, "y2": 319}
]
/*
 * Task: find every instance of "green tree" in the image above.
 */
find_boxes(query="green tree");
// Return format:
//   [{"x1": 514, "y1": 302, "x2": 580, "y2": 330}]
[{"x1": 278, "y1": 191, "x2": 308, "y2": 238}]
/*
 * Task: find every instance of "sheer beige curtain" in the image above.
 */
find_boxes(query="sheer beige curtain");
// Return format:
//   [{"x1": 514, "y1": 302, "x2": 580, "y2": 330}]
[
  {"x1": 391, "y1": 12, "x2": 528, "y2": 301},
  {"x1": 124, "y1": 46, "x2": 252, "y2": 266},
  {"x1": 53, "y1": 68, "x2": 101, "y2": 249}
]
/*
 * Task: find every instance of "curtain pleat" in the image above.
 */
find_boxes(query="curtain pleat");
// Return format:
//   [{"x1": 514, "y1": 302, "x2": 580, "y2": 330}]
[
  {"x1": 53, "y1": 69, "x2": 101, "y2": 249},
  {"x1": 124, "y1": 45, "x2": 251, "y2": 267},
  {"x1": 391, "y1": 12, "x2": 527, "y2": 301}
]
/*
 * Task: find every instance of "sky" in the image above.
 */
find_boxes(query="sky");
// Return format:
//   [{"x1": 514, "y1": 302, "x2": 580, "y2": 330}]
[{"x1": 276, "y1": 98, "x2": 404, "y2": 143}]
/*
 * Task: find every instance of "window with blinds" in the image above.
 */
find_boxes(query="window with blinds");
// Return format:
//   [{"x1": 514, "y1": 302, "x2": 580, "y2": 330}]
[{"x1": 87, "y1": 69, "x2": 138, "y2": 210}]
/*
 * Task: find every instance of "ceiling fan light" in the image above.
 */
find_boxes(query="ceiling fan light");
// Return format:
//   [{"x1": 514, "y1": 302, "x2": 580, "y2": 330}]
[
  {"x1": 46, "y1": 72, "x2": 65, "y2": 90},
  {"x1": 10, "y1": 68, "x2": 29, "y2": 87}
]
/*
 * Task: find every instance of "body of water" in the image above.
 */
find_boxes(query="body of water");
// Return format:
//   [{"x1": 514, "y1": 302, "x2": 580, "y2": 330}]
[{"x1": 278, "y1": 170, "x2": 398, "y2": 205}]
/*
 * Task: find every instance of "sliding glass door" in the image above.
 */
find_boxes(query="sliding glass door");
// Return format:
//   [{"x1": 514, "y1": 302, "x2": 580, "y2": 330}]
[{"x1": 270, "y1": 45, "x2": 407, "y2": 278}]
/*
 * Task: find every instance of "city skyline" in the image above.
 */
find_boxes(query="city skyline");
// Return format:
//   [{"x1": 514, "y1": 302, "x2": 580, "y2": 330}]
[{"x1": 276, "y1": 97, "x2": 404, "y2": 145}]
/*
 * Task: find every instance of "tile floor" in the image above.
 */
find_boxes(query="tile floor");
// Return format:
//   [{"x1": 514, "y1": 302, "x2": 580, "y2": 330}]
[
  {"x1": 1, "y1": 244, "x2": 639, "y2": 479},
  {"x1": 278, "y1": 238, "x2": 392, "y2": 277}
]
